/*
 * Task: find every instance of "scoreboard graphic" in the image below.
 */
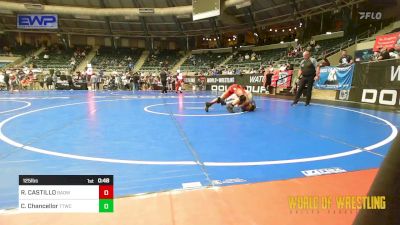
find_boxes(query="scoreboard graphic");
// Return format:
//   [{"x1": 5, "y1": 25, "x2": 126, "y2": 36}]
[{"x1": 19, "y1": 175, "x2": 114, "y2": 213}]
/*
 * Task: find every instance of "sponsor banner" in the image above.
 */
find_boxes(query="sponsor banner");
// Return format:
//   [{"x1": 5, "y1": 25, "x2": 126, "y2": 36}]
[
  {"x1": 185, "y1": 72, "x2": 293, "y2": 94},
  {"x1": 315, "y1": 65, "x2": 354, "y2": 90},
  {"x1": 373, "y1": 31, "x2": 400, "y2": 51},
  {"x1": 347, "y1": 59, "x2": 400, "y2": 106},
  {"x1": 17, "y1": 14, "x2": 58, "y2": 29},
  {"x1": 206, "y1": 76, "x2": 235, "y2": 84},
  {"x1": 271, "y1": 70, "x2": 293, "y2": 88}
]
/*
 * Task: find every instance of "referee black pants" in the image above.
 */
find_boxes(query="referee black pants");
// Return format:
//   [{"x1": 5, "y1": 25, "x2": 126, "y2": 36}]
[
  {"x1": 161, "y1": 80, "x2": 167, "y2": 93},
  {"x1": 293, "y1": 76, "x2": 315, "y2": 105}
]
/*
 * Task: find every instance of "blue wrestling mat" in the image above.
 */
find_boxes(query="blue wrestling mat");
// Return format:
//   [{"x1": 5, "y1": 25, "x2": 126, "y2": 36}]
[{"x1": 0, "y1": 90, "x2": 399, "y2": 209}]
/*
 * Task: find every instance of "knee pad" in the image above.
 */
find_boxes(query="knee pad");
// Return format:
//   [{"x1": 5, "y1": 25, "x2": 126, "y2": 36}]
[{"x1": 217, "y1": 97, "x2": 226, "y2": 105}]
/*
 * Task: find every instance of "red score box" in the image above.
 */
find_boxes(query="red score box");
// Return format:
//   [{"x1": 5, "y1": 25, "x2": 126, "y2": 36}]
[{"x1": 99, "y1": 185, "x2": 114, "y2": 199}]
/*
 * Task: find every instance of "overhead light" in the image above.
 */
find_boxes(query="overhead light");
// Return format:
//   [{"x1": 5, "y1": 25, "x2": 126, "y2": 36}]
[
  {"x1": 295, "y1": 38, "x2": 298, "y2": 42},
  {"x1": 124, "y1": 15, "x2": 139, "y2": 21},
  {"x1": 269, "y1": 29, "x2": 272, "y2": 31},
  {"x1": 300, "y1": 22, "x2": 302, "y2": 26},
  {"x1": 202, "y1": 37, "x2": 205, "y2": 40},
  {"x1": 24, "y1": 3, "x2": 44, "y2": 10},
  {"x1": 176, "y1": 14, "x2": 191, "y2": 19},
  {"x1": 275, "y1": 29, "x2": 277, "y2": 32},
  {"x1": 289, "y1": 28, "x2": 291, "y2": 31},
  {"x1": 228, "y1": 38, "x2": 231, "y2": 41},
  {"x1": 280, "y1": 41, "x2": 284, "y2": 44},
  {"x1": 74, "y1": 15, "x2": 91, "y2": 19},
  {"x1": 214, "y1": 38, "x2": 216, "y2": 41},
  {"x1": 282, "y1": 29, "x2": 285, "y2": 32},
  {"x1": 0, "y1": 9, "x2": 13, "y2": 14},
  {"x1": 254, "y1": 32, "x2": 258, "y2": 36},
  {"x1": 294, "y1": 27, "x2": 297, "y2": 30},
  {"x1": 139, "y1": 8, "x2": 155, "y2": 14},
  {"x1": 235, "y1": 0, "x2": 251, "y2": 9}
]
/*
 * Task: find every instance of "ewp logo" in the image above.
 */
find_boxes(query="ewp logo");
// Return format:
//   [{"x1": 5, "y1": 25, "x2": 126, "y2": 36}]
[{"x1": 17, "y1": 14, "x2": 58, "y2": 29}]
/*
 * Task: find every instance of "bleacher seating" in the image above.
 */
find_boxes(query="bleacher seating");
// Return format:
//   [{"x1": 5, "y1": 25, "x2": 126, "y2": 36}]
[
  {"x1": 225, "y1": 48, "x2": 286, "y2": 70},
  {"x1": 27, "y1": 44, "x2": 90, "y2": 71},
  {"x1": 180, "y1": 52, "x2": 230, "y2": 72},
  {"x1": 91, "y1": 47, "x2": 142, "y2": 72},
  {"x1": 0, "y1": 62, "x2": 9, "y2": 68},
  {"x1": 141, "y1": 50, "x2": 181, "y2": 72},
  {"x1": 0, "y1": 44, "x2": 37, "y2": 57}
]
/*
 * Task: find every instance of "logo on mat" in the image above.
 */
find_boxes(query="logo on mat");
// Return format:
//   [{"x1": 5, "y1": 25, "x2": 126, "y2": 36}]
[{"x1": 301, "y1": 167, "x2": 346, "y2": 177}]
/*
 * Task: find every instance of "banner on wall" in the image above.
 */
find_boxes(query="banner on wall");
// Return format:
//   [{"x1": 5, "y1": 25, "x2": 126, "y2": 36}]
[
  {"x1": 345, "y1": 59, "x2": 400, "y2": 106},
  {"x1": 373, "y1": 31, "x2": 400, "y2": 51},
  {"x1": 271, "y1": 70, "x2": 293, "y2": 88},
  {"x1": 314, "y1": 65, "x2": 354, "y2": 90},
  {"x1": 17, "y1": 14, "x2": 58, "y2": 29},
  {"x1": 184, "y1": 71, "x2": 294, "y2": 93}
]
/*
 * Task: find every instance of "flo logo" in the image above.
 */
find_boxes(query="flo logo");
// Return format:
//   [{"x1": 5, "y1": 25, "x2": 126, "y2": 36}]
[{"x1": 359, "y1": 12, "x2": 382, "y2": 20}]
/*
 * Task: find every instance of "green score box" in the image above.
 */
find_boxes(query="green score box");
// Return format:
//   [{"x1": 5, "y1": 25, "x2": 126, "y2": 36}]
[{"x1": 99, "y1": 199, "x2": 114, "y2": 213}]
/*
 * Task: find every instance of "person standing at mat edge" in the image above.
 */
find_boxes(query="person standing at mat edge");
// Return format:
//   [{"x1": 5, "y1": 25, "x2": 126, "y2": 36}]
[
  {"x1": 292, "y1": 51, "x2": 320, "y2": 106},
  {"x1": 160, "y1": 67, "x2": 168, "y2": 93}
]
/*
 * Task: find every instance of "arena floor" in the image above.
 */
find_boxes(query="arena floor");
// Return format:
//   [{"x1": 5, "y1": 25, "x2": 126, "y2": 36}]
[{"x1": 0, "y1": 90, "x2": 398, "y2": 224}]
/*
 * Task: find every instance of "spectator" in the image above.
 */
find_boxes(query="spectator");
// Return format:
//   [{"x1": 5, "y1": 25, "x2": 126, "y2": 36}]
[
  {"x1": 315, "y1": 44, "x2": 321, "y2": 52},
  {"x1": 52, "y1": 73, "x2": 57, "y2": 90},
  {"x1": 319, "y1": 57, "x2": 331, "y2": 67},
  {"x1": 4, "y1": 71, "x2": 10, "y2": 91},
  {"x1": 378, "y1": 47, "x2": 390, "y2": 60},
  {"x1": 338, "y1": 50, "x2": 353, "y2": 66},
  {"x1": 45, "y1": 74, "x2": 53, "y2": 90},
  {"x1": 371, "y1": 50, "x2": 380, "y2": 61},
  {"x1": 388, "y1": 48, "x2": 399, "y2": 59},
  {"x1": 90, "y1": 73, "x2": 97, "y2": 91},
  {"x1": 263, "y1": 66, "x2": 274, "y2": 94},
  {"x1": 309, "y1": 39, "x2": 316, "y2": 48}
]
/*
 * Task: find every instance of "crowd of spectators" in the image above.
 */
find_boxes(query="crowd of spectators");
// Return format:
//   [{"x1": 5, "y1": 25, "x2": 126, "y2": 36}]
[
  {"x1": 0, "y1": 44, "x2": 37, "y2": 57},
  {"x1": 27, "y1": 44, "x2": 91, "y2": 73},
  {"x1": 370, "y1": 47, "x2": 399, "y2": 61},
  {"x1": 142, "y1": 50, "x2": 181, "y2": 70},
  {"x1": 91, "y1": 47, "x2": 142, "y2": 72}
]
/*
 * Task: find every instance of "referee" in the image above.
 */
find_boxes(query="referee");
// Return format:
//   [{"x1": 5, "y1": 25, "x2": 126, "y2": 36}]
[
  {"x1": 160, "y1": 67, "x2": 168, "y2": 93},
  {"x1": 292, "y1": 51, "x2": 320, "y2": 106}
]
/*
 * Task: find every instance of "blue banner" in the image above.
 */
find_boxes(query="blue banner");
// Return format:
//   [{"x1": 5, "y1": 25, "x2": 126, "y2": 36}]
[
  {"x1": 17, "y1": 14, "x2": 58, "y2": 29},
  {"x1": 314, "y1": 65, "x2": 354, "y2": 90}
]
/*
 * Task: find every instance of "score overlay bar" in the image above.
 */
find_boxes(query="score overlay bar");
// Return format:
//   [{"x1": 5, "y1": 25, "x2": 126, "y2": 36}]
[{"x1": 19, "y1": 175, "x2": 114, "y2": 213}]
